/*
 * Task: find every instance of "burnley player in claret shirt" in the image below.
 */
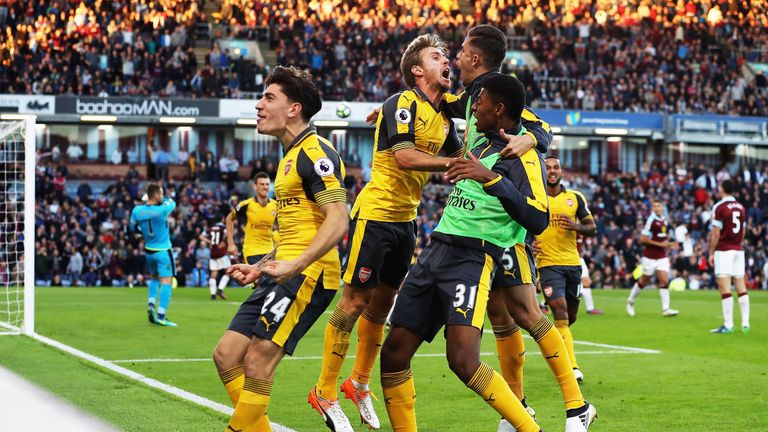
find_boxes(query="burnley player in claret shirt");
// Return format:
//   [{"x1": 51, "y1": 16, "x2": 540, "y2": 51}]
[
  {"x1": 709, "y1": 179, "x2": 750, "y2": 334},
  {"x1": 626, "y1": 199, "x2": 679, "y2": 317}
]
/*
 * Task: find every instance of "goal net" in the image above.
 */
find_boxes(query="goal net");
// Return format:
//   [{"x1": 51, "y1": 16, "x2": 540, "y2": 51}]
[{"x1": 0, "y1": 118, "x2": 35, "y2": 335}]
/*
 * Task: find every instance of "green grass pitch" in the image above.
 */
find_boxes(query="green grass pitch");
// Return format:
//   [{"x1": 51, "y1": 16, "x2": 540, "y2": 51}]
[{"x1": 1, "y1": 287, "x2": 766, "y2": 431}]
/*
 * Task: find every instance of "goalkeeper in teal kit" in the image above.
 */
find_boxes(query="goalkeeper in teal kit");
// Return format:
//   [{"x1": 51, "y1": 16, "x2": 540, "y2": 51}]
[{"x1": 130, "y1": 183, "x2": 178, "y2": 327}]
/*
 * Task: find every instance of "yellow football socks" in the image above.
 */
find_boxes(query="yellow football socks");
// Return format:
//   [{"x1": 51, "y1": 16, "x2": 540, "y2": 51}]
[
  {"x1": 219, "y1": 365, "x2": 245, "y2": 406},
  {"x1": 493, "y1": 323, "x2": 526, "y2": 401},
  {"x1": 226, "y1": 377, "x2": 273, "y2": 432},
  {"x1": 531, "y1": 316, "x2": 584, "y2": 410},
  {"x1": 381, "y1": 369, "x2": 417, "y2": 431},
  {"x1": 554, "y1": 319, "x2": 579, "y2": 369},
  {"x1": 467, "y1": 363, "x2": 539, "y2": 432},
  {"x1": 351, "y1": 311, "x2": 386, "y2": 385},
  {"x1": 315, "y1": 304, "x2": 357, "y2": 400}
]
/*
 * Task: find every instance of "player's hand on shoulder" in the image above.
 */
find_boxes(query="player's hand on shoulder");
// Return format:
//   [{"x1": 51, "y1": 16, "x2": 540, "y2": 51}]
[
  {"x1": 366, "y1": 107, "x2": 381, "y2": 125},
  {"x1": 443, "y1": 151, "x2": 497, "y2": 184},
  {"x1": 499, "y1": 129, "x2": 535, "y2": 158},
  {"x1": 261, "y1": 259, "x2": 302, "y2": 285},
  {"x1": 227, "y1": 263, "x2": 261, "y2": 285}
]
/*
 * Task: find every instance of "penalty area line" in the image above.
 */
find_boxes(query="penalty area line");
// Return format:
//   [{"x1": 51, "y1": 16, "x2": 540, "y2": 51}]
[{"x1": 28, "y1": 333, "x2": 297, "y2": 432}]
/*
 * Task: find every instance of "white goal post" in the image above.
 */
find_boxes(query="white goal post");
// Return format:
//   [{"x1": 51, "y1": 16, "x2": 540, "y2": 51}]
[{"x1": 0, "y1": 117, "x2": 35, "y2": 335}]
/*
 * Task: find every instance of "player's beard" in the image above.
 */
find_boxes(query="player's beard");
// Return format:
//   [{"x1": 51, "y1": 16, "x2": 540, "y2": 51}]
[
  {"x1": 547, "y1": 178, "x2": 561, "y2": 187},
  {"x1": 432, "y1": 78, "x2": 450, "y2": 94}
]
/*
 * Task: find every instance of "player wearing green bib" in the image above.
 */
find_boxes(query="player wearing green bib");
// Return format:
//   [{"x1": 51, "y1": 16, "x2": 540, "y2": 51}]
[
  {"x1": 379, "y1": 74, "x2": 549, "y2": 432},
  {"x1": 447, "y1": 25, "x2": 597, "y2": 432}
]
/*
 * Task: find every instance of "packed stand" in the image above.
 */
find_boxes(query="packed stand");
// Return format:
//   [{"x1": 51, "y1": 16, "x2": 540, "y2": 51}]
[
  {"x1": 484, "y1": 0, "x2": 768, "y2": 115},
  {"x1": 266, "y1": 0, "x2": 467, "y2": 101},
  {"x1": 0, "y1": 0, "x2": 260, "y2": 98},
  {"x1": 3, "y1": 0, "x2": 766, "y2": 112},
  {"x1": 221, "y1": 0, "x2": 767, "y2": 114}
]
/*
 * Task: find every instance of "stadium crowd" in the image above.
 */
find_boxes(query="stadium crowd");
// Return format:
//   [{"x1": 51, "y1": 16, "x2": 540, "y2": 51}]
[
  {"x1": 2, "y1": 0, "x2": 766, "y2": 114},
  {"x1": 27, "y1": 154, "x2": 768, "y2": 292},
  {"x1": 228, "y1": 0, "x2": 767, "y2": 114},
  {"x1": 502, "y1": 0, "x2": 768, "y2": 116},
  {"x1": 0, "y1": 0, "x2": 263, "y2": 98}
]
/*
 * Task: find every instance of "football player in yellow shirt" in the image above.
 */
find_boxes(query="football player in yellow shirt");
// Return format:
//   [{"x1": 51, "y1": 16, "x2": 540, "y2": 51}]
[
  {"x1": 213, "y1": 66, "x2": 349, "y2": 432},
  {"x1": 309, "y1": 34, "x2": 467, "y2": 431},
  {"x1": 226, "y1": 172, "x2": 277, "y2": 266},
  {"x1": 533, "y1": 156, "x2": 597, "y2": 386}
]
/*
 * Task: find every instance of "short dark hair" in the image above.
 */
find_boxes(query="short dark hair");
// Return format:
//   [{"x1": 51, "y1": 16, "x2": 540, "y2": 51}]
[
  {"x1": 466, "y1": 25, "x2": 507, "y2": 71},
  {"x1": 253, "y1": 172, "x2": 270, "y2": 182},
  {"x1": 480, "y1": 74, "x2": 525, "y2": 121},
  {"x1": 721, "y1": 179, "x2": 735, "y2": 194},
  {"x1": 146, "y1": 183, "x2": 162, "y2": 199},
  {"x1": 264, "y1": 66, "x2": 322, "y2": 122}
]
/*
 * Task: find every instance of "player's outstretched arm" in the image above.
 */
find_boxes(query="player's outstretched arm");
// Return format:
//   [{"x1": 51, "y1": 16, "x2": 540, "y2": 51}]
[
  {"x1": 262, "y1": 201, "x2": 348, "y2": 284},
  {"x1": 227, "y1": 263, "x2": 262, "y2": 286},
  {"x1": 225, "y1": 211, "x2": 238, "y2": 256},
  {"x1": 393, "y1": 147, "x2": 458, "y2": 172}
]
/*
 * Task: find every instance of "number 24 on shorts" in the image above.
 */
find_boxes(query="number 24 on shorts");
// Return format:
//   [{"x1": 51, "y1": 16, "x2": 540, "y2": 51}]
[{"x1": 261, "y1": 292, "x2": 291, "y2": 322}]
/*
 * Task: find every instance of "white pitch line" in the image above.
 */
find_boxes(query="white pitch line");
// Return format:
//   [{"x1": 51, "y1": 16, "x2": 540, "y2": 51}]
[
  {"x1": 482, "y1": 329, "x2": 662, "y2": 354},
  {"x1": 29, "y1": 333, "x2": 297, "y2": 432},
  {"x1": 112, "y1": 350, "x2": 650, "y2": 364},
  {"x1": 568, "y1": 339, "x2": 661, "y2": 354}
]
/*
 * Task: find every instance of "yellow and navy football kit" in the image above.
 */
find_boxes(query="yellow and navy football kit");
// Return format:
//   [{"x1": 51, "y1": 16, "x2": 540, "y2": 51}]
[
  {"x1": 390, "y1": 127, "x2": 549, "y2": 342},
  {"x1": 344, "y1": 87, "x2": 463, "y2": 290},
  {"x1": 232, "y1": 197, "x2": 277, "y2": 264},
  {"x1": 228, "y1": 127, "x2": 346, "y2": 354},
  {"x1": 495, "y1": 242, "x2": 538, "y2": 288},
  {"x1": 442, "y1": 71, "x2": 551, "y2": 291},
  {"x1": 536, "y1": 186, "x2": 593, "y2": 302}
]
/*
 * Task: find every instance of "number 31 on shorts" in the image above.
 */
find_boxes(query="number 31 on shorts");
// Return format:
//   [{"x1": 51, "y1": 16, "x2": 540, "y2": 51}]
[{"x1": 453, "y1": 284, "x2": 478, "y2": 309}]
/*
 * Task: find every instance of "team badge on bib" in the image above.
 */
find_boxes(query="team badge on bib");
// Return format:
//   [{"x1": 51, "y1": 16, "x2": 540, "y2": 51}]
[
  {"x1": 359, "y1": 267, "x2": 372, "y2": 283},
  {"x1": 314, "y1": 157, "x2": 334, "y2": 177},
  {"x1": 566, "y1": 199, "x2": 574, "y2": 207}
]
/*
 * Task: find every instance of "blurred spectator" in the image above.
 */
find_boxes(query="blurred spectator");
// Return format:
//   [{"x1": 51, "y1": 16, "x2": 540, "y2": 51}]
[{"x1": 67, "y1": 144, "x2": 84, "y2": 161}]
